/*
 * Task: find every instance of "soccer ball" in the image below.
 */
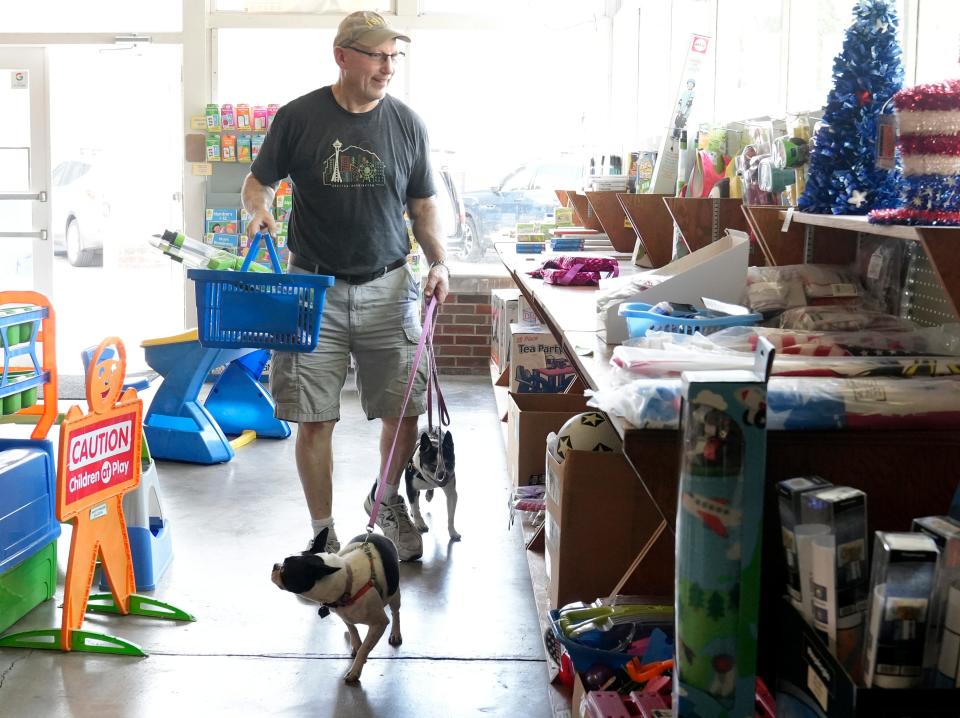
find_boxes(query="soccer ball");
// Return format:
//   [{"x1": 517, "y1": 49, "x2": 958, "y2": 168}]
[{"x1": 555, "y1": 411, "x2": 622, "y2": 462}]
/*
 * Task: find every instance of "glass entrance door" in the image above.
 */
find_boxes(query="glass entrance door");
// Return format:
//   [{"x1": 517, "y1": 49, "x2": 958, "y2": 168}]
[
  {"x1": 47, "y1": 44, "x2": 184, "y2": 375},
  {"x1": 0, "y1": 48, "x2": 52, "y2": 296}
]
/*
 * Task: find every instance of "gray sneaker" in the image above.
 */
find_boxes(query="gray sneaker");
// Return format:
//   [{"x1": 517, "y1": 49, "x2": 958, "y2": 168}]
[
  {"x1": 364, "y1": 493, "x2": 423, "y2": 561},
  {"x1": 304, "y1": 526, "x2": 340, "y2": 554}
]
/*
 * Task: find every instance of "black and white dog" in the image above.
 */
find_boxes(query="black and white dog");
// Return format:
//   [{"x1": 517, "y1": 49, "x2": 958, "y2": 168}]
[
  {"x1": 405, "y1": 429, "x2": 460, "y2": 541},
  {"x1": 271, "y1": 528, "x2": 401, "y2": 684}
]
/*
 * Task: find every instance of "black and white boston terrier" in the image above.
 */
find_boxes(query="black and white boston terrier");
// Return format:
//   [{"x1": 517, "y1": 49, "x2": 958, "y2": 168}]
[
  {"x1": 271, "y1": 528, "x2": 402, "y2": 684},
  {"x1": 405, "y1": 429, "x2": 460, "y2": 541}
]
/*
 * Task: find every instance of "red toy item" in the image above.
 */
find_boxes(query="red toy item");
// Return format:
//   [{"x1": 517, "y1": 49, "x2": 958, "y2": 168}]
[{"x1": 755, "y1": 677, "x2": 776, "y2": 718}]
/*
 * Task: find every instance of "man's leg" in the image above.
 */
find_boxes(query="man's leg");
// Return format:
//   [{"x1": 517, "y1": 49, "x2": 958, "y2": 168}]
[
  {"x1": 378, "y1": 415, "x2": 419, "y2": 498},
  {"x1": 296, "y1": 419, "x2": 341, "y2": 552},
  {"x1": 296, "y1": 419, "x2": 336, "y2": 519},
  {"x1": 364, "y1": 415, "x2": 423, "y2": 560}
]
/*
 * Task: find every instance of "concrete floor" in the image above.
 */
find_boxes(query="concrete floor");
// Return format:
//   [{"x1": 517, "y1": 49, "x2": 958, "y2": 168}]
[{"x1": 0, "y1": 376, "x2": 551, "y2": 717}]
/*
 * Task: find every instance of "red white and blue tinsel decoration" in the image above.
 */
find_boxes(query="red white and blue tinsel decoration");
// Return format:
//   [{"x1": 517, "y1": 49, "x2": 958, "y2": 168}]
[
  {"x1": 869, "y1": 78, "x2": 960, "y2": 225},
  {"x1": 798, "y1": 0, "x2": 903, "y2": 215}
]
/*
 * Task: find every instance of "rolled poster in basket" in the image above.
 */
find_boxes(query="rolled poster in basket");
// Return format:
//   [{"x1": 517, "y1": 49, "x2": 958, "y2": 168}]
[
  {"x1": 188, "y1": 232, "x2": 335, "y2": 352},
  {"x1": 674, "y1": 339, "x2": 774, "y2": 718}
]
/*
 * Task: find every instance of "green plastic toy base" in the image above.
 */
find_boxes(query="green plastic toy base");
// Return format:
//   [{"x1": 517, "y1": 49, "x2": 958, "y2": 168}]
[
  {"x1": 0, "y1": 541, "x2": 57, "y2": 633},
  {"x1": 0, "y1": 627, "x2": 147, "y2": 657},
  {"x1": 0, "y1": 593, "x2": 194, "y2": 657},
  {"x1": 86, "y1": 593, "x2": 196, "y2": 622}
]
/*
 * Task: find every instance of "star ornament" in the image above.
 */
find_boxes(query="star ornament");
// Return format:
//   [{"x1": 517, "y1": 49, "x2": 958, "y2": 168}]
[{"x1": 847, "y1": 189, "x2": 869, "y2": 208}]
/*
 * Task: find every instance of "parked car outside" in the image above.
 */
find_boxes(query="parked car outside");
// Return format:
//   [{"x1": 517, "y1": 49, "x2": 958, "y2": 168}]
[
  {"x1": 50, "y1": 158, "x2": 110, "y2": 267},
  {"x1": 457, "y1": 157, "x2": 584, "y2": 261},
  {"x1": 431, "y1": 161, "x2": 466, "y2": 260}
]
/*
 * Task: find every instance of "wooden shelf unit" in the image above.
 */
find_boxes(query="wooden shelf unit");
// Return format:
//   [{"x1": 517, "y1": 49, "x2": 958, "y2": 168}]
[
  {"x1": 616, "y1": 194, "x2": 675, "y2": 267},
  {"x1": 745, "y1": 206, "x2": 960, "y2": 318}
]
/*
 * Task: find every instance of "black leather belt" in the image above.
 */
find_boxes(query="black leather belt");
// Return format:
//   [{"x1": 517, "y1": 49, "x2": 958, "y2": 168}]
[{"x1": 290, "y1": 255, "x2": 406, "y2": 284}]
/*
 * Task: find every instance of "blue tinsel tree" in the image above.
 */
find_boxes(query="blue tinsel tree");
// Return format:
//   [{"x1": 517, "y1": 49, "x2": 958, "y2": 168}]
[{"x1": 798, "y1": 0, "x2": 904, "y2": 214}]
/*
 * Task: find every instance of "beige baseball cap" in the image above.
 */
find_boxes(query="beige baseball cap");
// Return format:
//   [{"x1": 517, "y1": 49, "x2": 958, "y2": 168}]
[{"x1": 334, "y1": 11, "x2": 411, "y2": 48}]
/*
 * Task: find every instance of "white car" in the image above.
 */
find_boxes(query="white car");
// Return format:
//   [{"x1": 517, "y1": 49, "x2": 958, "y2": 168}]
[{"x1": 50, "y1": 159, "x2": 109, "y2": 267}]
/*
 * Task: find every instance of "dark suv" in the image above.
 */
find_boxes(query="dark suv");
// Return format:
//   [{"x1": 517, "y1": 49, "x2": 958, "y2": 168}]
[{"x1": 456, "y1": 158, "x2": 584, "y2": 261}]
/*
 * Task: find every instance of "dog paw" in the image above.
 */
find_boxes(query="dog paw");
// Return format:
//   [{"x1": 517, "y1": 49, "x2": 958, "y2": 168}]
[
  {"x1": 344, "y1": 670, "x2": 361, "y2": 684},
  {"x1": 389, "y1": 632, "x2": 403, "y2": 647}
]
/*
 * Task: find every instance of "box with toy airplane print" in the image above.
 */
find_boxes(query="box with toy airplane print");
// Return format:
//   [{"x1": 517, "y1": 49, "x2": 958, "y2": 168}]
[{"x1": 673, "y1": 340, "x2": 773, "y2": 718}]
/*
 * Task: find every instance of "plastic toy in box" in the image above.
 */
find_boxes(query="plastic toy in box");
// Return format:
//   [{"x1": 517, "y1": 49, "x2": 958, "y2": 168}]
[{"x1": 0, "y1": 439, "x2": 60, "y2": 633}]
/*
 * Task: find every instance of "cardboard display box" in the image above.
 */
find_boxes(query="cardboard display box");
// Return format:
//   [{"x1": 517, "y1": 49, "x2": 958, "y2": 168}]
[
  {"x1": 545, "y1": 447, "x2": 673, "y2": 609},
  {"x1": 490, "y1": 288, "x2": 520, "y2": 374},
  {"x1": 597, "y1": 230, "x2": 749, "y2": 344},
  {"x1": 507, "y1": 392, "x2": 590, "y2": 487},
  {"x1": 776, "y1": 599, "x2": 960, "y2": 717},
  {"x1": 509, "y1": 323, "x2": 577, "y2": 394}
]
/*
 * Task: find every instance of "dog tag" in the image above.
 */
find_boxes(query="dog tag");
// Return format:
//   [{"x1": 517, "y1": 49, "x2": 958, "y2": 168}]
[{"x1": 318, "y1": 606, "x2": 330, "y2": 618}]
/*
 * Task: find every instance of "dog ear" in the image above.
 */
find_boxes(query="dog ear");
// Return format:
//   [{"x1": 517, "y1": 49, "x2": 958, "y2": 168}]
[
  {"x1": 306, "y1": 528, "x2": 328, "y2": 555},
  {"x1": 303, "y1": 554, "x2": 341, "y2": 578},
  {"x1": 419, "y1": 432, "x2": 432, "y2": 452},
  {"x1": 441, "y1": 431, "x2": 454, "y2": 451}
]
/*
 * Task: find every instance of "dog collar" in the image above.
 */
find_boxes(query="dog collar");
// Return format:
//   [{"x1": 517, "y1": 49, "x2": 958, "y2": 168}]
[{"x1": 318, "y1": 544, "x2": 381, "y2": 618}]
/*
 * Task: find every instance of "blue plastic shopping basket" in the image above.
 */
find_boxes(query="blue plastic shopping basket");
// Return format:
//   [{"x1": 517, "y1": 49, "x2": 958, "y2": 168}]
[
  {"x1": 618, "y1": 301, "x2": 762, "y2": 339},
  {"x1": 188, "y1": 232, "x2": 335, "y2": 352}
]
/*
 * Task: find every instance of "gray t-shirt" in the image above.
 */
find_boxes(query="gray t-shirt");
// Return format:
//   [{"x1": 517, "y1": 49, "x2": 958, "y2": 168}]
[{"x1": 251, "y1": 86, "x2": 434, "y2": 275}]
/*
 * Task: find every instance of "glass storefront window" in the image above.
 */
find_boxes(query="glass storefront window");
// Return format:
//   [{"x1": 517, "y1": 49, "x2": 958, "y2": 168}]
[{"x1": 3, "y1": 2, "x2": 180, "y2": 32}]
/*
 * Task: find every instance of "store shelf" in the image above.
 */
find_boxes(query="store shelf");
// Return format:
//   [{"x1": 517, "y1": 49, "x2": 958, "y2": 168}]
[
  {"x1": 781, "y1": 210, "x2": 927, "y2": 241},
  {"x1": 616, "y1": 194, "x2": 675, "y2": 268},
  {"x1": 745, "y1": 205, "x2": 960, "y2": 318},
  {"x1": 583, "y1": 191, "x2": 638, "y2": 253},
  {"x1": 565, "y1": 192, "x2": 603, "y2": 232}
]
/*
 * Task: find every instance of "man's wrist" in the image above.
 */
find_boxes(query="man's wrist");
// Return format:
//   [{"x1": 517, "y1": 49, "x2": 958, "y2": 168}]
[{"x1": 429, "y1": 259, "x2": 450, "y2": 275}]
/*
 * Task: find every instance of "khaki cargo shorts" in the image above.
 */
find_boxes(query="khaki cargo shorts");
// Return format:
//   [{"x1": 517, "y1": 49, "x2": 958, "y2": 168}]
[{"x1": 269, "y1": 262, "x2": 427, "y2": 422}]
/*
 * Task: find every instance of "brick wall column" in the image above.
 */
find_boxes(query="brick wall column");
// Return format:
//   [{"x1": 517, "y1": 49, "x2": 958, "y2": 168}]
[{"x1": 424, "y1": 273, "x2": 516, "y2": 376}]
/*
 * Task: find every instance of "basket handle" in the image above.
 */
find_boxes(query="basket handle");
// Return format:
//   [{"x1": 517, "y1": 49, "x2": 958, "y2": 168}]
[{"x1": 241, "y1": 232, "x2": 284, "y2": 273}]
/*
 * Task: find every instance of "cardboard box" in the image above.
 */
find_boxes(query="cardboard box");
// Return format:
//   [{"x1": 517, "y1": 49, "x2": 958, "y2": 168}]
[
  {"x1": 545, "y1": 446, "x2": 672, "y2": 609},
  {"x1": 490, "y1": 288, "x2": 520, "y2": 374},
  {"x1": 518, "y1": 293, "x2": 540, "y2": 326},
  {"x1": 776, "y1": 599, "x2": 960, "y2": 717},
  {"x1": 509, "y1": 323, "x2": 576, "y2": 394},
  {"x1": 597, "y1": 230, "x2": 750, "y2": 344},
  {"x1": 507, "y1": 392, "x2": 589, "y2": 487}
]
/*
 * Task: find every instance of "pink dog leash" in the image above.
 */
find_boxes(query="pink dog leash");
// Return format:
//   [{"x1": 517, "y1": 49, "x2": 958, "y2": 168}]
[{"x1": 366, "y1": 295, "x2": 439, "y2": 533}]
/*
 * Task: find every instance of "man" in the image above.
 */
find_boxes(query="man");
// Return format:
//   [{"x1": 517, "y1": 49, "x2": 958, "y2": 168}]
[{"x1": 242, "y1": 10, "x2": 449, "y2": 562}]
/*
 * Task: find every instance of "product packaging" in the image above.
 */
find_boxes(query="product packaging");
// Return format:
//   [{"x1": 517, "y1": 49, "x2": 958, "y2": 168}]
[
  {"x1": 674, "y1": 339, "x2": 774, "y2": 718},
  {"x1": 206, "y1": 133, "x2": 221, "y2": 161},
  {"x1": 204, "y1": 103, "x2": 221, "y2": 131},
  {"x1": 912, "y1": 515, "x2": 960, "y2": 686},
  {"x1": 221, "y1": 133, "x2": 237, "y2": 162},
  {"x1": 220, "y1": 103, "x2": 235, "y2": 131},
  {"x1": 801, "y1": 486, "x2": 869, "y2": 669},
  {"x1": 777, "y1": 476, "x2": 833, "y2": 611},
  {"x1": 862, "y1": 531, "x2": 938, "y2": 688},
  {"x1": 236, "y1": 103, "x2": 251, "y2": 131}
]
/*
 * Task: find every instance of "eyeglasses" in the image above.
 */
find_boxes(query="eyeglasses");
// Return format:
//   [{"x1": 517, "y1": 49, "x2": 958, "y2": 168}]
[{"x1": 344, "y1": 46, "x2": 405, "y2": 64}]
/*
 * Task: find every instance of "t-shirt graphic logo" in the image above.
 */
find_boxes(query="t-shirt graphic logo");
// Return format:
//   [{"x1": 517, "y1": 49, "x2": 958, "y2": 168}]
[{"x1": 325, "y1": 139, "x2": 386, "y2": 187}]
